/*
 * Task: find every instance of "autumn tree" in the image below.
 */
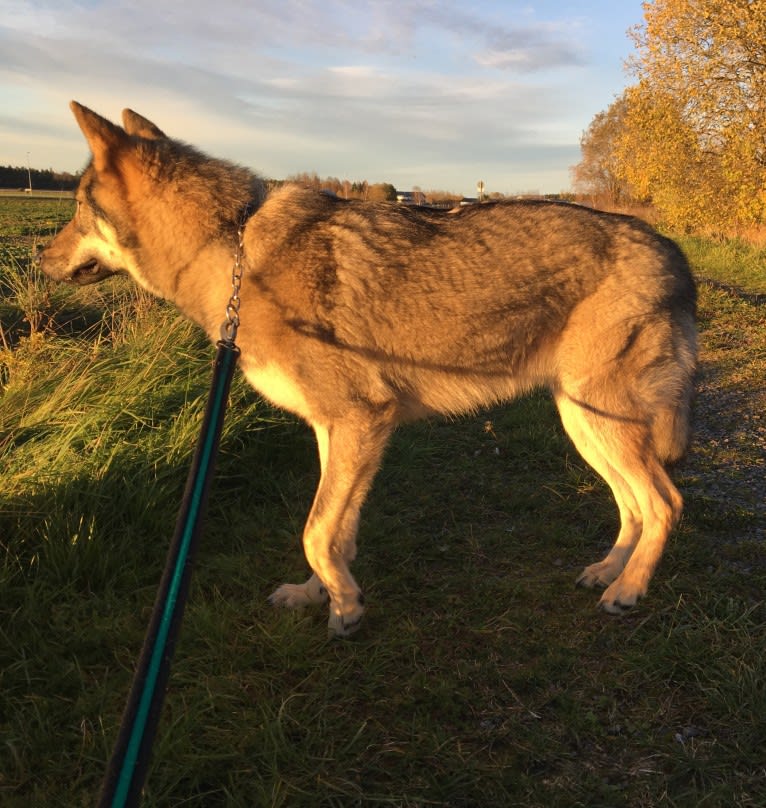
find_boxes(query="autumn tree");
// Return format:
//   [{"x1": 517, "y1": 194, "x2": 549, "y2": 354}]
[
  {"x1": 366, "y1": 182, "x2": 397, "y2": 202},
  {"x1": 577, "y1": 0, "x2": 766, "y2": 232},
  {"x1": 570, "y1": 94, "x2": 632, "y2": 207},
  {"x1": 621, "y1": 0, "x2": 766, "y2": 231}
]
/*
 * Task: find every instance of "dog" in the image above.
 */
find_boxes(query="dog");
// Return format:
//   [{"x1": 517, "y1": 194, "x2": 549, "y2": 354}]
[{"x1": 39, "y1": 102, "x2": 697, "y2": 636}]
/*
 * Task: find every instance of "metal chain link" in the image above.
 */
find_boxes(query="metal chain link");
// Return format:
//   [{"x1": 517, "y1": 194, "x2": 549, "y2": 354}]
[{"x1": 220, "y1": 220, "x2": 246, "y2": 344}]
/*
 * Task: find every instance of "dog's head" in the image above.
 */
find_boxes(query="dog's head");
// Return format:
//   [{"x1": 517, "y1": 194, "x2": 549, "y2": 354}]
[{"x1": 37, "y1": 102, "x2": 167, "y2": 288}]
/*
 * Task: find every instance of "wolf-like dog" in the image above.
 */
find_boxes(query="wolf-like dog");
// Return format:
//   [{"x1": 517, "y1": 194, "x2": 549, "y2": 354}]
[{"x1": 39, "y1": 102, "x2": 697, "y2": 636}]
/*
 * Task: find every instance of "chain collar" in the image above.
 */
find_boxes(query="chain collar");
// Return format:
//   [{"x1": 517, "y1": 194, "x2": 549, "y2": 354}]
[
  {"x1": 220, "y1": 222, "x2": 245, "y2": 344},
  {"x1": 219, "y1": 205, "x2": 253, "y2": 345}
]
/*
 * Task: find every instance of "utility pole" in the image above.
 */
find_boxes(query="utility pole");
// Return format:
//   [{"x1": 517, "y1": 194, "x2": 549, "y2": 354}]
[{"x1": 26, "y1": 152, "x2": 32, "y2": 193}]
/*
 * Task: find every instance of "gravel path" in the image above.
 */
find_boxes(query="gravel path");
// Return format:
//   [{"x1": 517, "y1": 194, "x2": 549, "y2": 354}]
[{"x1": 677, "y1": 279, "x2": 765, "y2": 541}]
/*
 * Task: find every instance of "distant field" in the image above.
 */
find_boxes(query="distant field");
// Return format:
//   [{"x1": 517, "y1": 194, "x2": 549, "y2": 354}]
[
  {"x1": 1, "y1": 200, "x2": 764, "y2": 806},
  {"x1": 0, "y1": 195, "x2": 75, "y2": 244},
  {"x1": 0, "y1": 189, "x2": 75, "y2": 199}
]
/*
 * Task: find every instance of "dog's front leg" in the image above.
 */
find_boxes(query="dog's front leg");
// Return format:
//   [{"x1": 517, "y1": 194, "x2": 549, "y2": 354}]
[{"x1": 270, "y1": 414, "x2": 393, "y2": 637}]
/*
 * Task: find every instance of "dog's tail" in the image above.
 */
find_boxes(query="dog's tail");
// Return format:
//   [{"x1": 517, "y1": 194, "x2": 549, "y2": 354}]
[
  {"x1": 652, "y1": 313, "x2": 697, "y2": 465},
  {"x1": 653, "y1": 396, "x2": 692, "y2": 465}
]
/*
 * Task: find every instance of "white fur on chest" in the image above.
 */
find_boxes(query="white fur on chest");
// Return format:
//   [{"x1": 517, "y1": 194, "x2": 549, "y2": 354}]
[{"x1": 242, "y1": 360, "x2": 313, "y2": 420}]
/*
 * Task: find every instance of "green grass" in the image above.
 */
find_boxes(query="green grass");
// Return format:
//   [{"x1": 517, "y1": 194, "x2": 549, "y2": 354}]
[
  {"x1": 672, "y1": 234, "x2": 766, "y2": 295},
  {"x1": 1, "y1": 197, "x2": 765, "y2": 806},
  {"x1": 0, "y1": 197, "x2": 77, "y2": 348}
]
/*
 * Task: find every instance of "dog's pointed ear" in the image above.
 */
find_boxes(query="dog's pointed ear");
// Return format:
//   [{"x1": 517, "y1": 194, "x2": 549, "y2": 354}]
[
  {"x1": 70, "y1": 101, "x2": 130, "y2": 172},
  {"x1": 122, "y1": 108, "x2": 166, "y2": 140}
]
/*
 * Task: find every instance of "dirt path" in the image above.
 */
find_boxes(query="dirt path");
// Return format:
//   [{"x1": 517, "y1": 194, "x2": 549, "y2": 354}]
[{"x1": 679, "y1": 280, "x2": 765, "y2": 540}]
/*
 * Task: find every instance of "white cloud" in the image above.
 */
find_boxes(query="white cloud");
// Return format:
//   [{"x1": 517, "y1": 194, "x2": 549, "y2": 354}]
[{"x1": 0, "y1": 0, "x2": 632, "y2": 194}]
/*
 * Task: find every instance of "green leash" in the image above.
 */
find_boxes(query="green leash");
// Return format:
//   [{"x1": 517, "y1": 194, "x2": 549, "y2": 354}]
[{"x1": 97, "y1": 338, "x2": 239, "y2": 807}]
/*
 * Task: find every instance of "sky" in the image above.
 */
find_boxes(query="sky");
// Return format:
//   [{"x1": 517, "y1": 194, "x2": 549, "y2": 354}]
[{"x1": 0, "y1": 1, "x2": 643, "y2": 197}]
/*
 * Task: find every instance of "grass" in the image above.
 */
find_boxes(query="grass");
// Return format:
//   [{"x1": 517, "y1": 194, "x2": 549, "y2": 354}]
[
  {"x1": 0, "y1": 196, "x2": 76, "y2": 349},
  {"x1": 672, "y1": 235, "x2": 766, "y2": 296},
  {"x1": 1, "y1": 196, "x2": 765, "y2": 806}
]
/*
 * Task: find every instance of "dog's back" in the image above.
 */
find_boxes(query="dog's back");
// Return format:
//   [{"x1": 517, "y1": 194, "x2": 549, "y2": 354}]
[{"x1": 239, "y1": 191, "x2": 696, "y2": 425}]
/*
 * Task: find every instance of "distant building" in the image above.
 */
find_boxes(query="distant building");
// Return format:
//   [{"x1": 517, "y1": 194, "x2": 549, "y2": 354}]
[{"x1": 395, "y1": 190, "x2": 428, "y2": 205}]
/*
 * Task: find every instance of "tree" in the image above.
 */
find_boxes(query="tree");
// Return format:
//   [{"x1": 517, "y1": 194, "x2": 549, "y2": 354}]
[
  {"x1": 570, "y1": 94, "x2": 632, "y2": 207},
  {"x1": 618, "y1": 0, "x2": 766, "y2": 232},
  {"x1": 366, "y1": 183, "x2": 397, "y2": 202},
  {"x1": 612, "y1": 82, "x2": 713, "y2": 230},
  {"x1": 0, "y1": 165, "x2": 78, "y2": 190}
]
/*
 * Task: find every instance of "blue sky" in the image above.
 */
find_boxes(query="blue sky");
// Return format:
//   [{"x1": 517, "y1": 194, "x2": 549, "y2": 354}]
[{"x1": 0, "y1": 1, "x2": 642, "y2": 196}]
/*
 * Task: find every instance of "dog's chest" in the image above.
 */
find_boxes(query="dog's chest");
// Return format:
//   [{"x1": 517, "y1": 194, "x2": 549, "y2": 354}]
[{"x1": 241, "y1": 359, "x2": 313, "y2": 420}]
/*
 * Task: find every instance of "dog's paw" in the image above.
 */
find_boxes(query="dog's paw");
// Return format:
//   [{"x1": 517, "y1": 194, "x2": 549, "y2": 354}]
[
  {"x1": 576, "y1": 560, "x2": 621, "y2": 589},
  {"x1": 598, "y1": 577, "x2": 644, "y2": 614},
  {"x1": 268, "y1": 580, "x2": 329, "y2": 610},
  {"x1": 327, "y1": 594, "x2": 365, "y2": 639}
]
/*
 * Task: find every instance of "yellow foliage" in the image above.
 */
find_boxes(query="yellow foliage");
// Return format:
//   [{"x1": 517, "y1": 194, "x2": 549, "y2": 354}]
[
  {"x1": 570, "y1": 96, "x2": 630, "y2": 206},
  {"x1": 576, "y1": 0, "x2": 766, "y2": 233}
]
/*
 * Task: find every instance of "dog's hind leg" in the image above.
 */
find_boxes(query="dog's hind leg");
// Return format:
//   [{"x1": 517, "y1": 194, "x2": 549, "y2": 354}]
[
  {"x1": 598, "y1": 457, "x2": 682, "y2": 613},
  {"x1": 556, "y1": 391, "x2": 683, "y2": 612},
  {"x1": 269, "y1": 411, "x2": 394, "y2": 637},
  {"x1": 556, "y1": 394, "x2": 644, "y2": 589}
]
